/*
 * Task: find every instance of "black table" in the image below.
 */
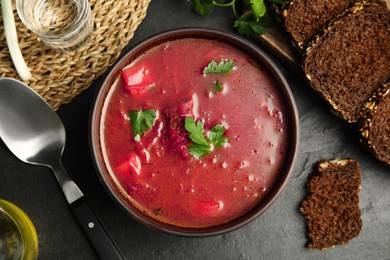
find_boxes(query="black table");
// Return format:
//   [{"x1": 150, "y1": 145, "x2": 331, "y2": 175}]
[{"x1": 1, "y1": 1, "x2": 389, "y2": 259}]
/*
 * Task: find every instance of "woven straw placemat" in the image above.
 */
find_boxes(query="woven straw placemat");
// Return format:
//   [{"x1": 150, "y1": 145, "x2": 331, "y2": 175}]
[{"x1": 0, "y1": 0, "x2": 151, "y2": 110}]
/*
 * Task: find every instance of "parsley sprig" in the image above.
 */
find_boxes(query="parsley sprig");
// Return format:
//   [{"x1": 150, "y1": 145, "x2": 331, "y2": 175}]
[
  {"x1": 185, "y1": 117, "x2": 228, "y2": 158},
  {"x1": 203, "y1": 60, "x2": 235, "y2": 74},
  {"x1": 191, "y1": 0, "x2": 279, "y2": 39},
  {"x1": 185, "y1": 118, "x2": 209, "y2": 147},
  {"x1": 129, "y1": 109, "x2": 156, "y2": 141}
]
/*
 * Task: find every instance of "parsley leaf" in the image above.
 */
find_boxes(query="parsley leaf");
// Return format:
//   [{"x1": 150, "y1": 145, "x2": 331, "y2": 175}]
[
  {"x1": 191, "y1": 0, "x2": 214, "y2": 16},
  {"x1": 203, "y1": 60, "x2": 235, "y2": 74},
  {"x1": 184, "y1": 117, "x2": 229, "y2": 158},
  {"x1": 233, "y1": 13, "x2": 272, "y2": 38},
  {"x1": 214, "y1": 81, "x2": 223, "y2": 93},
  {"x1": 249, "y1": 0, "x2": 266, "y2": 21},
  {"x1": 209, "y1": 124, "x2": 228, "y2": 147},
  {"x1": 184, "y1": 118, "x2": 211, "y2": 158},
  {"x1": 129, "y1": 109, "x2": 156, "y2": 141},
  {"x1": 188, "y1": 143, "x2": 211, "y2": 158},
  {"x1": 184, "y1": 117, "x2": 209, "y2": 146}
]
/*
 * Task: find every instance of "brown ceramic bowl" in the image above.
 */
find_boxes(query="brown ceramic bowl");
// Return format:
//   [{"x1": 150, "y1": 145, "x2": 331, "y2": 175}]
[{"x1": 90, "y1": 28, "x2": 299, "y2": 237}]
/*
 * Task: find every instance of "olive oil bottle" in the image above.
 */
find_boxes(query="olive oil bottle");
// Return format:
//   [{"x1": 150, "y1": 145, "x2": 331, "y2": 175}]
[{"x1": 0, "y1": 199, "x2": 38, "y2": 260}]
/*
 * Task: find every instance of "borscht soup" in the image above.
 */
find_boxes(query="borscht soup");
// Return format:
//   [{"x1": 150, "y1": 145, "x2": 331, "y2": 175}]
[{"x1": 99, "y1": 37, "x2": 291, "y2": 228}]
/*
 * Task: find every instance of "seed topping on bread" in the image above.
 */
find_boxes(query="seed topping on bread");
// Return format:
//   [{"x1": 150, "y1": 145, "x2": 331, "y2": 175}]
[{"x1": 358, "y1": 83, "x2": 390, "y2": 166}]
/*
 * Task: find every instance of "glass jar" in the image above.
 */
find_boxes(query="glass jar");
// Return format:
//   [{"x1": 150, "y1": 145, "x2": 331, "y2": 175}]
[
  {"x1": 16, "y1": 0, "x2": 94, "y2": 51},
  {"x1": 0, "y1": 199, "x2": 38, "y2": 260}
]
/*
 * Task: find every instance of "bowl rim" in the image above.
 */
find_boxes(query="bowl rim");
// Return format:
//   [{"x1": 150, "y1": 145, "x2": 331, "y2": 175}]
[{"x1": 89, "y1": 27, "x2": 300, "y2": 237}]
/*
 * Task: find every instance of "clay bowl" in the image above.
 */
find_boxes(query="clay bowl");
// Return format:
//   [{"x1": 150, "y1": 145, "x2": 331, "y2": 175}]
[{"x1": 90, "y1": 28, "x2": 299, "y2": 237}]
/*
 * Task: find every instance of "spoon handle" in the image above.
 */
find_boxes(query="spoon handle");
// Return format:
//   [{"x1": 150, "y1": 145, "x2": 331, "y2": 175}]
[
  {"x1": 51, "y1": 163, "x2": 125, "y2": 260},
  {"x1": 70, "y1": 197, "x2": 126, "y2": 260}
]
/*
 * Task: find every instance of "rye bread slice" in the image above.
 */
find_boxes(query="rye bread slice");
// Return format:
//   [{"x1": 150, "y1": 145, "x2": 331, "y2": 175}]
[
  {"x1": 282, "y1": 0, "x2": 387, "y2": 48},
  {"x1": 283, "y1": 0, "x2": 358, "y2": 48},
  {"x1": 300, "y1": 159, "x2": 362, "y2": 250},
  {"x1": 303, "y1": 3, "x2": 390, "y2": 123},
  {"x1": 358, "y1": 82, "x2": 390, "y2": 166}
]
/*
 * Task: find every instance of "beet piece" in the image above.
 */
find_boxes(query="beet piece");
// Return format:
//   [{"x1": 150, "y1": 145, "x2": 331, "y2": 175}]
[{"x1": 164, "y1": 98, "x2": 194, "y2": 159}]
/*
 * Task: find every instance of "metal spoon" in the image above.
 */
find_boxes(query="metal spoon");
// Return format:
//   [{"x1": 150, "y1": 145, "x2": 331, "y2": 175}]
[{"x1": 0, "y1": 78, "x2": 125, "y2": 260}]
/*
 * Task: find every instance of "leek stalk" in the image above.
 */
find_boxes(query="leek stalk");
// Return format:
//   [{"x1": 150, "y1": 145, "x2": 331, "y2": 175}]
[{"x1": 1, "y1": 0, "x2": 32, "y2": 81}]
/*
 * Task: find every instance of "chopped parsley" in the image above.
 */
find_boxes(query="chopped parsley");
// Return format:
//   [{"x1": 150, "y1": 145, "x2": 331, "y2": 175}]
[
  {"x1": 203, "y1": 60, "x2": 235, "y2": 74},
  {"x1": 185, "y1": 118, "x2": 209, "y2": 147},
  {"x1": 214, "y1": 81, "x2": 223, "y2": 93},
  {"x1": 185, "y1": 118, "x2": 210, "y2": 158},
  {"x1": 188, "y1": 143, "x2": 212, "y2": 158},
  {"x1": 209, "y1": 124, "x2": 228, "y2": 147},
  {"x1": 184, "y1": 117, "x2": 228, "y2": 158},
  {"x1": 129, "y1": 109, "x2": 156, "y2": 141}
]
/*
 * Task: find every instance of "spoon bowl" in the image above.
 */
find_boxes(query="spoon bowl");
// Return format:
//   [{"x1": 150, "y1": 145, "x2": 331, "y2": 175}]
[{"x1": 0, "y1": 78, "x2": 65, "y2": 167}]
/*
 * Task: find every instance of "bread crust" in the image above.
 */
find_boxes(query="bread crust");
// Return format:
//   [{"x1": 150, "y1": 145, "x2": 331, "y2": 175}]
[{"x1": 358, "y1": 83, "x2": 390, "y2": 166}]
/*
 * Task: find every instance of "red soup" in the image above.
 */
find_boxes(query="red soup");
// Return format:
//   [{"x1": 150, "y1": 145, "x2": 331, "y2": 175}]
[{"x1": 101, "y1": 38, "x2": 289, "y2": 228}]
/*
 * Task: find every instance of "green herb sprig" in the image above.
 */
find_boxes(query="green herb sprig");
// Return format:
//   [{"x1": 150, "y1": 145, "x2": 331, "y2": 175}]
[
  {"x1": 129, "y1": 109, "x2": 156, "y2": 141},
  {"x1": 185, "y1": 117, "x2": 228, "y2": 158},
  {"x1": 191, "y1": 0, "x2": 280, "y2": 39},
  {"x1": 203, "y1": 60, "x2": 235, "y2": 74}
]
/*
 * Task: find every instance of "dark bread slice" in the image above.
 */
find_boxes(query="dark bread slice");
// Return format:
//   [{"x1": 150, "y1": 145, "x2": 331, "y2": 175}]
[
  {"x1": 300, "y1": 159, "x2": 362, "y2": 250},
  {"x1": 303, "y1": 3, "x2": 390, "y2": 123},
  {"x1": 358, "y1": 82, "x2": 390, "y2": 166},
  {"x1": 283, "y1": 0, "x2": 357, "y2": 48},
  {"x1": 282, "y1": 0, "x2": 387, "y2": 49}
]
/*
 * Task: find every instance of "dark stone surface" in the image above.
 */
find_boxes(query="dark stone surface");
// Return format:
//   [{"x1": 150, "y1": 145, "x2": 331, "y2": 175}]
[{"x1": 1, "y1": 1, "x2": 389, "y2": 259}]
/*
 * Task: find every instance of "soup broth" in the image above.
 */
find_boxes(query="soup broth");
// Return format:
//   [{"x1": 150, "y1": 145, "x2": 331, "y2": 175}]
[{"x1": 101, "y1": 38, "x2": 289, "y2": 228}]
